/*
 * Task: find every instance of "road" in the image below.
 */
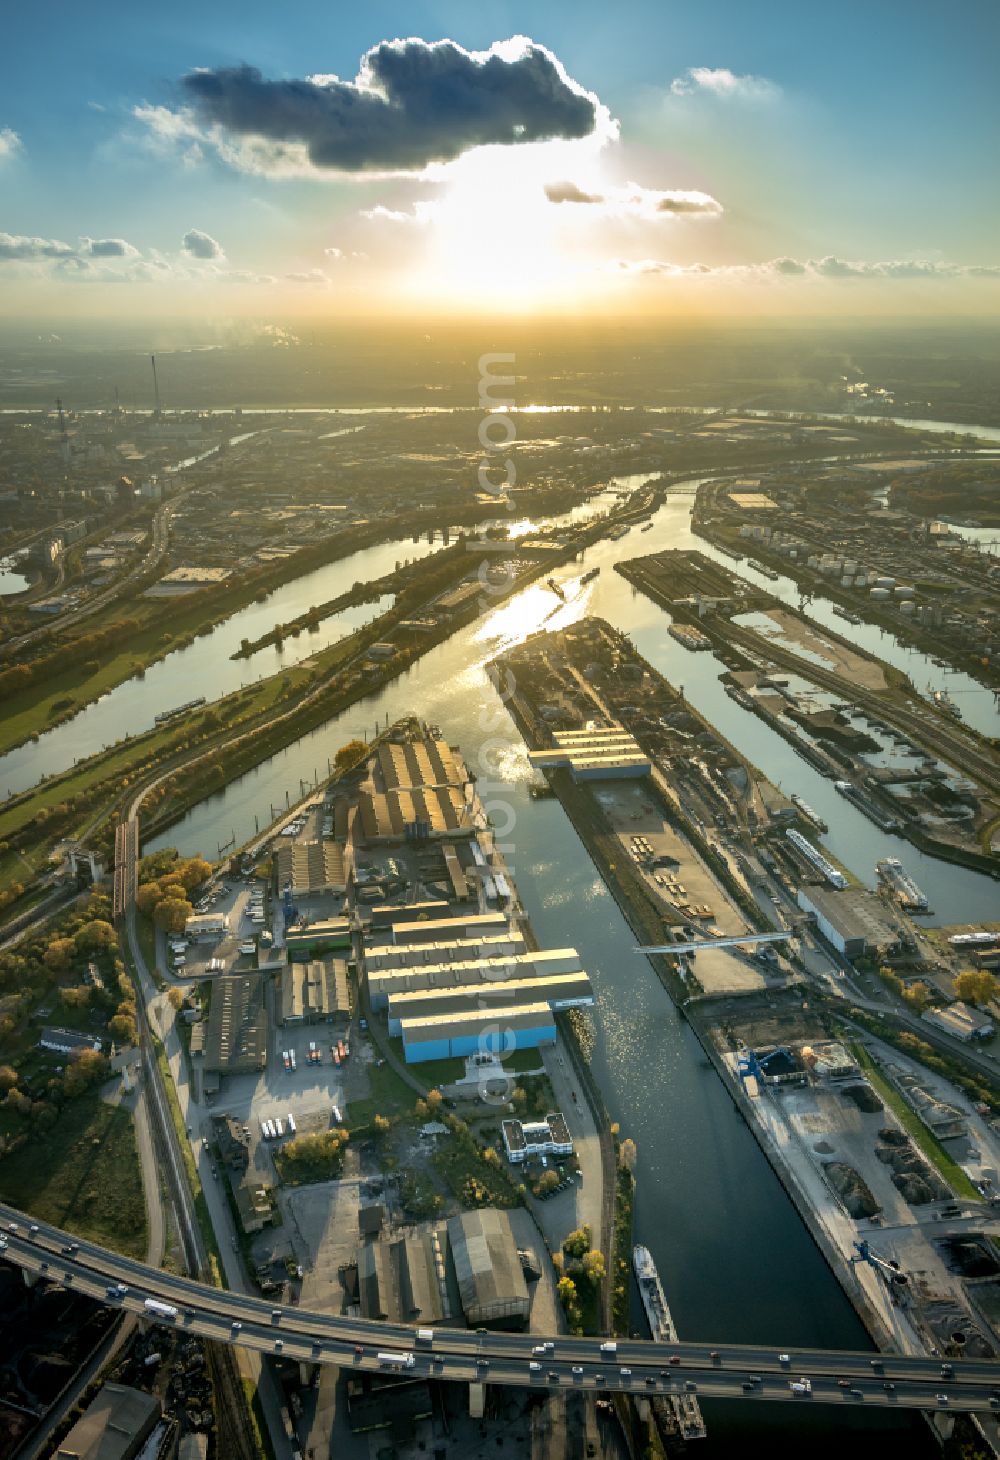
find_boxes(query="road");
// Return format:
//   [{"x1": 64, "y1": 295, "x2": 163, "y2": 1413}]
[{"x1": 1, "y1": 1210, "x2": 998, "y2": 1414}]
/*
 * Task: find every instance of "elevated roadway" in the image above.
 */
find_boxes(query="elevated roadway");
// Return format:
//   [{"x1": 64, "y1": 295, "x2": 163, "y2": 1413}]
[{"x1": 2, "y1": 1206, "x2": 998, "y2": 1414}]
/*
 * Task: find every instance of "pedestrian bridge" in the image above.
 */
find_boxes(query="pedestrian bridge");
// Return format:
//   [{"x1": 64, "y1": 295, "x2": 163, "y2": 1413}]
[
  {"x1": 638, "y1": 929, "x2": 795, "y2": 956},
  {"x1": 1, "y1": 1204, "x2": 996, "y2": 1414}
]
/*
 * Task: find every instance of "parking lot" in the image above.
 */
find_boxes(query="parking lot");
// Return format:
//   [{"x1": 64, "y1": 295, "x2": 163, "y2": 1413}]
[{"x1": 157, "y1": 874, "x2": 275, "y2": 983}]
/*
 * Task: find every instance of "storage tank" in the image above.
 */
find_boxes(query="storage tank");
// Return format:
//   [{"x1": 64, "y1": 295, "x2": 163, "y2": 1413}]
[
  {"x1": 870, "y1": 587, "x2": 891, "y2": 601},
  {"x1": 894, "y1": 585, "x2": 915, "y2": 599},
  {"x1": 854, "y1": 574, "x2": 868, "y2": 587},
  {"x1": 875, "y1": 575, "x2": 895, "y2": 589},
  {"x1": 840, "y1": 575, "x2": 854, "y2": 588},
  {"x1": 807, "y1": 555, "x2": 820, "y2": 569},
  {"x1": 843, "y1": 559, "x2": 858, "y2": 575},
  {"x1": 899, "y1": 600, "x2": 915, "y2": 615}
]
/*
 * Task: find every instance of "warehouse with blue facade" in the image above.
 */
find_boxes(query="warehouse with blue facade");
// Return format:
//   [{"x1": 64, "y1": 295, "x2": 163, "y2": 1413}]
[{"x1": 401, "y1": 1003, "x2": 556, "y2": 1064}]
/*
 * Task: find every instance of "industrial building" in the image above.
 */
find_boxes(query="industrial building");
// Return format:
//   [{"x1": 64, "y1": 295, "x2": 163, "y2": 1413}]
[
  {"x1": 527, "y1": 721, "x2": 651, "y2": 781},
  {"x1": 389, "y1": 911, "x2": 509, "y2": 945},
  {"x1": 279, "y1": 958, "x2": 350, "y2": 1024},
  {"x1": 501, "y1": 1111, "x2": 573, "y2": 1163},
  {"x1": 365, "y1": 929, "x2": 526, "y2": 974},
  {"x1": 38, "y1": 1027, "x2": 102, "y2": 1056},
  {"x1": 203, "y1": 973, "x2": 268, "y2": 1075},
  {"x1": 387, "y1": 971, "x2": 593, "y2": 1033},
  {"x1": 448, "y1": 1209, "x2": 531, "y2": 1329},
  {"x1": 400, "y1": 1002, "x2": 556, "y2": 1064},
  {"x1": 184, "y1": 911, "x2": 229, "y2": 942},
  {"x1": 284, "y1": 917, "x2": 352, "y2": 958},
  {"x1": 357, "y1": 785, "x2": 470, "y2": 841},
  {"x1": 54, "y1": 1383, "x2": 161, "y2": 1460},
  {"x1": 275, "y1": 840, "x2": 348, "y2": 897},
  {"x1": 923, "y1": 1003, "x2": 995, "y2": 1042},
  {"x1": 370, "y1": 900, "x2": 450, "y2": 929},
  {"x1": 357, "y1": 1230, "x2": 445, "y2": 1325},
  {"x1": 369, "y1": 947, "x2": 582, "y2": 1008},
  {"x1": 796, "y1": 885, "x2": 902, "y2": 958}
]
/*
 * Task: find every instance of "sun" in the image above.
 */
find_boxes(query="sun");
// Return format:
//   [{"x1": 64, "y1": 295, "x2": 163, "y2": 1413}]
[{"x1": 394, "y1": 138, "x2": 616, "y2": 313}]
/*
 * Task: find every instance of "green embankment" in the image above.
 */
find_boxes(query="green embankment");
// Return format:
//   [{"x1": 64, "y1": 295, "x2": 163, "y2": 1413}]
[{"x1": 0, "y1": 1093, "x2": 147, "y2": 1256}]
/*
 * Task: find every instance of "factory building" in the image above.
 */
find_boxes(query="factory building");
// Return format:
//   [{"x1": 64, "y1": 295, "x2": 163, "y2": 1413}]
[
  {"x1": 203, "y1": 974, "x2": 268, "y2": 1075},
  {"x1": 357, "y1": 1229, "x2": 445, "y2": 1325},
  {"x1": 448, "y1": 1210, "x2": 531, "y2": 1329},
  {"x1": 369, "y1": 947, "x2": 582, "y2": 1009},
  {"x1": 279, "y1": 958, "x2": 350, "y2": 1024},
  {"x1": 284, "y1": 917, "x2": 352, "y2": 958},
  {"x1": 527, "y1": 721, "x2": 651, "y2": 781},
  {"x1": 387, "y1": 971, "x2": 593, "y2": 1034},
  {"x1": 184, "y1": 911, "x2": 229, "y2": 942},
  {"x1": 400, "y1": 1002, "x2": 556, "y2": 1064},
  {"x1": 923, "y1": 1003, "x2": 995, "y2": 1042},
  {"x1": 370, "y1": 900, "x2": 450, "y2": 930},
  {"x1": 357, "y1": 785, "x2": 469, "y2": 841},
  {"x1": 501, "y1": 1111, "x2": 573, "y2": 1163},
  {"x1": 365, "y1": 929, "x2": 526, "y2": 974},
  {"x1": 796, "y1": 886, "x2": 902, "y2": 959},
  {"x1": 389, "y1": 911, "x2": 509, "y2": 945},
  {"x1": 275, "y1": 840, "x2": 348, "y2": 898},
  {"x1": 55, "y1": 1384, "x2": 161, "y2": 1460}
]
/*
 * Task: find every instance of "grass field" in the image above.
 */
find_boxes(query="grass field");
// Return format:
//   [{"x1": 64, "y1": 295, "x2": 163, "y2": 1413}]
[
  {"x1": 0, "y1": 1089, "x2": 147, "y2": 1256},
  {"x1": 852, "y1": 1043, "x2": 981, "y2": 1202}
]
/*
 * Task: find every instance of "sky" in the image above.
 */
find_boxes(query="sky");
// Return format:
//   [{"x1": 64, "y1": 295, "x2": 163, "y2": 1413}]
[{"x1": 1, "y1": 0, "x2": 999, "y2": 322}]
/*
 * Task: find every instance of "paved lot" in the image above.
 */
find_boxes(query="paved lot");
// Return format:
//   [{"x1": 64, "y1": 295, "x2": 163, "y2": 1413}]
[{"x1": 595, "y1": 781, "x2": 770, "y2": 995}]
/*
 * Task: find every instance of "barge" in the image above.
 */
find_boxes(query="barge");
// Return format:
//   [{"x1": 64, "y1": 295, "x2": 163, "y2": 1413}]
[{"x1": 633, "y1": 1245, "x2": 706, "y2": 1441}]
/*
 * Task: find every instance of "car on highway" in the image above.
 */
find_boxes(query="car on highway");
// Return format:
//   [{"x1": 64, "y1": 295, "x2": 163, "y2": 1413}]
[
  {"x1": 619, "y1": 1368, "x2": 632, "y2": 1382},
  {"x1": 529, "y1": 1362, "x2": 542, "y2": 1373},
  {"x1": 936, "y1": 1394, "x2": 949, "y2": 1405},
  {"x1": 572, "y1": 1366, "x2": 584, "y2": 1377},
  {"x1": 883, "y1": 1382, "x2": 896, "y2": 1392},
  {"x1": 838, "y1": 1378, "x2": 851, "y2": 1388},
  {"x1": 778, "y1": 1353, "x2": 790, "y2": 1364}
]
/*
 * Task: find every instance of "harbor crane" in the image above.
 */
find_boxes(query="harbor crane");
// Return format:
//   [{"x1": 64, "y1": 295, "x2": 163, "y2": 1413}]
[{"x1": 851, "y1": 1240, "x2": 908, "y2": 1289}]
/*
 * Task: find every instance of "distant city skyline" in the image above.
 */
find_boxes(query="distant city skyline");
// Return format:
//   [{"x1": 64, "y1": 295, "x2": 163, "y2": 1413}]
[{"x1": 2, "y1": 0, "x2": 998, "y2": 319}]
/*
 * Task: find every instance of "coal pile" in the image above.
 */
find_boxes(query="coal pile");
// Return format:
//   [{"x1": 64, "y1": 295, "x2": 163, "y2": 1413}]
[{"x1": 824, "y1": 1161, "x2": 880, "y2": 1219}]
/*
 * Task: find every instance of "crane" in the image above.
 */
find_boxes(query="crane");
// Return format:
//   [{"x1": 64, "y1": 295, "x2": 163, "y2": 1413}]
[{"x1": 850, "y1": 1240, "x2": 908, "y2": 1291}]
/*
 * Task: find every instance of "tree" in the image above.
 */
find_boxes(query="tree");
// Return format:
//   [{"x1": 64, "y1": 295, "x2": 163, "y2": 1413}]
[
  {"x1": 153, "y1": 897, "x2": 193, "y2": 933},
  {"x1": 74, "y1": 920, "x2": 115, "y2": 953},
  {"x1": 426, "y1": 1088, "x2": 444, "y2": 1111},
  {"x1": 108, "y1": 1013, "x2": 138, "y2": 1044},
  {"x1": 373, "y1": 1113, "x2": 391, "y2": 1136},
  {"x1": 557, "y1": 1275, "x2": 577, "y2": 1306},
  {"x1": 167, "y1": 987, "x2": 184, "y2": 1011},
  {"x1": 536, "y1": 1169, "x2": 560, "y2": 1195},
  {"x1": 60, "y1": 985, "x2": 91, "y2": 1009},
  {"x1": 5, "y1": 1088, "x2": 31, "y2": 1116},
  {"x1": 955, "y1": 970, "x2": 996, "y2": 1007},
  {"x1": 334, "y1": 739, "x2": 368, "y2": 772},
  {"x1": 135, "y1": 883, "x2": 162, "y2": 918},
  {"x1": 511, "y1": 1086, "x2": 527, "y2": 1111},
  {"x1": 176, "y1": 857, "x2": 212, "y2": 893},
  {"x1": 581, "y1": 1248, "x2": 606, "y2": 1284},
  {"x1": 43, "y1": 938, "x2": 76, "y2": 972},
  {"x1": 903, "y1": 981, "x2": 931, "y2": 1013},
  {"x1": 413, "y1": 1098, "x2": 429, "y2": 1119},
  {"x1": 0, "y1": 1065, "x2": 18, "y2": 1093},
  {"x1": 563, "y1": 1225, "x2": 592, "y2": 1260},
  {"x1": 62, "y1": 1049, "x2": 108, "y2": 1097},
  {"x1": 619, "y1": 1137, "x2": 637, "y2": 1173}
]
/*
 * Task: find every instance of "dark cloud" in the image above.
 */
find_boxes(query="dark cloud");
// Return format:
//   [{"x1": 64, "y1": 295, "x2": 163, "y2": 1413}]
[
  {"x1": 182, "y1": 228, "x2": 224, "y2": 259},
  {"x1": 181, "y1": 37, "x2": 600, "y2": 173},
  {"x1": 82, "y1": 237, "x2": 138, "y2": 258},
  {"x1": 545, "y1": 180, "x2": 602, "y2": 204}
]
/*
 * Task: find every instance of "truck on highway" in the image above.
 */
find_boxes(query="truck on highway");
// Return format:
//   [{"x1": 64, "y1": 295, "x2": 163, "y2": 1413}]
[
  {"x1": 377, "y1": 1352, "x2": 416, "y2": 1370},
  {"x1": 143, "y1": 1298, "x2": 178, "y2": 1321},
  {"x1": 416, "y1": 1329, "x2": 435, "y2": 1345},
  {"x1": 790, "y1": 1378, "x2": 812, "y2": 1395}
]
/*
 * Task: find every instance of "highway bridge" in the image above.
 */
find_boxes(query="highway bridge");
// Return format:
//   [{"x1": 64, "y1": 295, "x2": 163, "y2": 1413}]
[
  {"x1": 638, "y1": 929, "x2": 795, "y2": 956},
  {"x1": 2, "y1": 1205, "x2": 998, "y2": 1413}
]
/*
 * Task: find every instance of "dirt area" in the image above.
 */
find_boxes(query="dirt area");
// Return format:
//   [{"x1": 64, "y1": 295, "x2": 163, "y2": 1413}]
[{"x1": 756, "y1": 608, "x2": 888, "y2": 691}]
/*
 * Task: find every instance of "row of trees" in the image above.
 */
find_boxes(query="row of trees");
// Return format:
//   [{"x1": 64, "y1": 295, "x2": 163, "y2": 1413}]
[
  {"x1": 555, "y1": 1224, "x2": 606, "y2": 1336},
  {"x1": 135, "y1": 853, "x2": 212, "y2": 935}
]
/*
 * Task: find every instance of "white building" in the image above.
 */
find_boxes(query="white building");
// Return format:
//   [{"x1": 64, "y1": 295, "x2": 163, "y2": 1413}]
[{"x1": 501, "y1": 1111, "x2": 573, "y2": 1163}]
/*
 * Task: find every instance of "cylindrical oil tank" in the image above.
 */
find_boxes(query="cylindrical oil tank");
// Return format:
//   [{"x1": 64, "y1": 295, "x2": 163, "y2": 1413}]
[{"x1": 870, "y1": 587, "x2": 891, "y2": 600}]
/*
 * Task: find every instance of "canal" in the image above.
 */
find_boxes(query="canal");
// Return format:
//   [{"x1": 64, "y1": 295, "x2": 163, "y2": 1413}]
[{"x1": 142, "y1": 482, "x2": 995, "y2": 1451}]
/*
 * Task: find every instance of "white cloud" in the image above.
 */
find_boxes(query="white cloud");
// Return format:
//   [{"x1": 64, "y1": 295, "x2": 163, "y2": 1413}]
[
  {"x1": 324, "y1": 246, "x2": 344, "y2": 259},
  {"x1": 606, "y1": 254, "x2": 1000, "y2": 281},
  {"x1": 360, "y1": 201, "x2": 439, "y2": 224},
  {"x1": 182, "y1": 228, "x2": 225, "y2": 260},
  {"x1": 670, "y1": 67, "x2": 779, "y2": 100},
  {"x1": 284, "y1": 269, "x2": 330, "y2": 286},
  {"x1": 544, "y1": 179, "x2": 722, "y2": 218},
  {"x1": 0, "y1": 128, "x2": 22, "y2": 162}
]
